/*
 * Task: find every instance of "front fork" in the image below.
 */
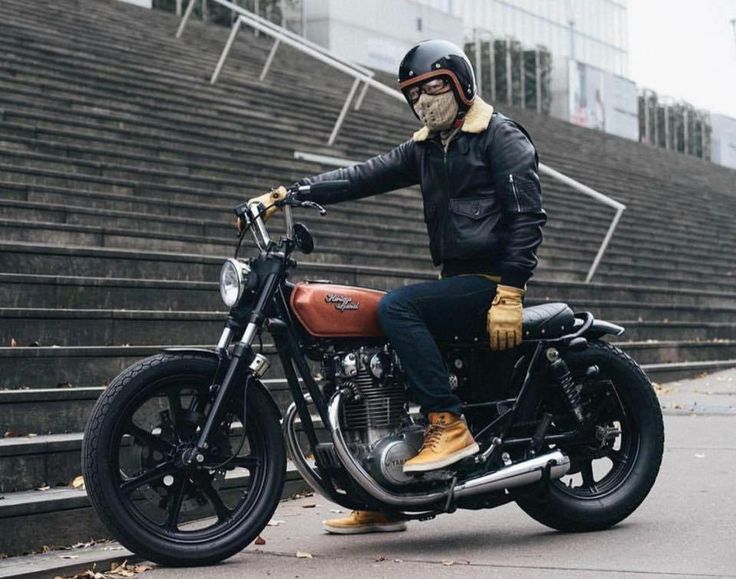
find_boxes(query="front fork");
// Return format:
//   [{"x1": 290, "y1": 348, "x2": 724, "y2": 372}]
[{"x1": 182, "y1": 274, "x2": 279, "y2": 465}]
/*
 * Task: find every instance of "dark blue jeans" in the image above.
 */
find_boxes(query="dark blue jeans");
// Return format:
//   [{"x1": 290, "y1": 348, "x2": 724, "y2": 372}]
[{"x1": 377, "y1": 275, "x2": 498, "y2": 416}]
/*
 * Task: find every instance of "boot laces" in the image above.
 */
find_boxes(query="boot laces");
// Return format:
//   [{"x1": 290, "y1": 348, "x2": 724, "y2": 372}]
[{"x1": 421, "y1": 423, "x2": 445, "y2": 451}]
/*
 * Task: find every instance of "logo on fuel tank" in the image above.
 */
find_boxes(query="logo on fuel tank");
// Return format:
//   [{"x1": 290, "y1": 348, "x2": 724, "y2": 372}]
[{"x1": 324, "y1": 294, "x2": 360, "y2": 311}]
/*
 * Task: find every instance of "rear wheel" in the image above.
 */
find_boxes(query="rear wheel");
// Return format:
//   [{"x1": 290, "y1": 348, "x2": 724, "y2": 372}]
[
  {"x1": 82, "y1": 353, "x2": 286, "y2": 565},
  {"x1": 516, "y1": 341, "x2": 664, "y2": 532}
]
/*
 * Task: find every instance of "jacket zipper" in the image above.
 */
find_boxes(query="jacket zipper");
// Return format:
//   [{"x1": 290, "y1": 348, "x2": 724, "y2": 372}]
[{"x1": 509, "y1": 174, "x2": 522, "y2": 213}]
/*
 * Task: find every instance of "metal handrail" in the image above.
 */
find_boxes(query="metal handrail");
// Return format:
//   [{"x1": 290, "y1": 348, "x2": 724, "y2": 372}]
[
  {"x1": 177, "y1": 0, "x2": 407, "y2": 144},
  {"x1": 177, "y1": 0, "x2": 377, "y2": 116},
  {"x1": 537, "y1": 164, "x2": 626, "y2": 282},
  {"x1": 293, "y1": 152, "x2": 626, "y2": 283}
]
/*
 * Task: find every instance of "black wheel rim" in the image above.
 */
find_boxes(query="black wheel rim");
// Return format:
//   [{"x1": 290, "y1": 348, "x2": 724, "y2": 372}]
[
  {"x1": 109, "y1": 373, "x2": 267, "y2": 542},
  {"x1": 554, "y1": 372, "x2": 641, "y2": 500}
]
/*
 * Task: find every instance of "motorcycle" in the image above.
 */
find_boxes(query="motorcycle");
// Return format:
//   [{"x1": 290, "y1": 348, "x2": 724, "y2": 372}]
[{"x1": 82, "y1": 181, "x2": 664, "y2": 566}]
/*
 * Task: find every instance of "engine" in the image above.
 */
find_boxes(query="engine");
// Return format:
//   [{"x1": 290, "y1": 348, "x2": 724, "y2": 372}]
[{"x1": 323, "y1": 346, "x2": 424, "y2": 487}]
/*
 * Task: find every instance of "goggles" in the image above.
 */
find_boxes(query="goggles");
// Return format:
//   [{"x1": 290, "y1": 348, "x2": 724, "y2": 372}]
[{"x1": 404, "y1": 77, "x2": 451, "y2": 104}]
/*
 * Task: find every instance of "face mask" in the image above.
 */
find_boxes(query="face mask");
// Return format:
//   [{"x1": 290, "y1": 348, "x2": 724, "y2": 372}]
[{"x1": 413, "y1": 91, "x2": 459, "y2": 132}]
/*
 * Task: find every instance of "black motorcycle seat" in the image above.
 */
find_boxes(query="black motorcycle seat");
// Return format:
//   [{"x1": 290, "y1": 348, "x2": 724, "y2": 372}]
[{"x1": 522, "y1": 303, "x2": 575, "y2": 340}]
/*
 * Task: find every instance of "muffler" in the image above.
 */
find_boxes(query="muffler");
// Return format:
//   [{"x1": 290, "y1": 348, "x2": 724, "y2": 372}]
[
  {"x1": 328, "y1": 391, "x2": 570, "y2": 509},
  {"x1": 454, "y1": 450, "x2": 569, "y2": 499}
]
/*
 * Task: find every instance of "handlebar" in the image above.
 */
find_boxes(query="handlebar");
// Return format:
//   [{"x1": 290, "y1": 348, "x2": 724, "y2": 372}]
[{"x1": 232, "y1": 180, "x2": 349, "y2": 252}]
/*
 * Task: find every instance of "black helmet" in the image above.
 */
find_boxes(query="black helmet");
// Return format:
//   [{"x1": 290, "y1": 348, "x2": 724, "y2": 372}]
[{"x1": 398, "y1": 39, "x2": 476, "y2": 113}]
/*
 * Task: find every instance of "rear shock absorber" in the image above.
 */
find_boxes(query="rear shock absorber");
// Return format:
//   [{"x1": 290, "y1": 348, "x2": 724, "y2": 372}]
[{"x1": 546, "y1": 348, "x2": 584, "y2": 423}]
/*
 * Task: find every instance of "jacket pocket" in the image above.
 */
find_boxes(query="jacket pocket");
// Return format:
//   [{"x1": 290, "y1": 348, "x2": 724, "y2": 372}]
[
  {"x1": 508, "y1": 173, "x2": 542, "y2": 213},
  {"x1": 444, "y1": 196, "x2": 502, "y2": 260}
]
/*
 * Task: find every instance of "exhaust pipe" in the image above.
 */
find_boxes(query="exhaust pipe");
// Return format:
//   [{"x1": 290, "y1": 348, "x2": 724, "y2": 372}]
[
  {"x1": 328, "y1": 391, "x2": 570, "y2": 509},
  {"x1": 283, "y1": 402, "x2": 333, "y2": 501}
]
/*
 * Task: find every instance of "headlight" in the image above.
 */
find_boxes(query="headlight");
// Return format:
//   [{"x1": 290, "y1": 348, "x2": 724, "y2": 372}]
[{"x1": 219, "y1": 258, "x2": 250, "y2": 307}]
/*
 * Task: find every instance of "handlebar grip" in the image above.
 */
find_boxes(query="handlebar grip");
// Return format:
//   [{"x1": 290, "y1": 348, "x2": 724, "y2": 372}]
[{"x1": 306, "y1": 180, "x2": 350, "y2": 196}]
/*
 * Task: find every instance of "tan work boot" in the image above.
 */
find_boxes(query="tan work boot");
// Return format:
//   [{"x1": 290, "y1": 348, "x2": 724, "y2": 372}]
[
  {"x1": 403, "y1": 412, "x2": 479, "y2": 473},
  {"x1": 323, "y1": 510, "x2": 407, "y2": 535}
]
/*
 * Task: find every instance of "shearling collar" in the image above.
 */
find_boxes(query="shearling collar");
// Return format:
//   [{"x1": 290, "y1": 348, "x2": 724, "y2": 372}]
[{"x1": 411, "y1": 97, "x2": 494, "y2": 142}]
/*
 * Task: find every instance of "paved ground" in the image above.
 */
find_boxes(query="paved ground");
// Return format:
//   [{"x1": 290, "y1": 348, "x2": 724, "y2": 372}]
[{"x1": 142, "y1": 369, "x2": 736, "y2": 579}]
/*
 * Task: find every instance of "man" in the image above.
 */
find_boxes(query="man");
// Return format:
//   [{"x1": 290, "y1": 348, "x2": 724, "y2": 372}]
[{"x1": 251, "y1": 40, "x2": 546, "y2": 534}]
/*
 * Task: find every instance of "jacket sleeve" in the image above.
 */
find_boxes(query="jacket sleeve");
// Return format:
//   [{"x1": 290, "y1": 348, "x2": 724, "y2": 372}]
[
  {"x1": 489, "y1": 120, "x2": 547, "y2": 289},
  {"x1": 296, "y1": 140, "x2": 420, "y2": 205}
]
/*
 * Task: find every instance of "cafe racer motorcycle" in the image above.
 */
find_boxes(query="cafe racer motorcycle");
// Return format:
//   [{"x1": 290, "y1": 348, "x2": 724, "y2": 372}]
[{"x1": 82, "y1": 181, "x2": 664, "y2": 566}]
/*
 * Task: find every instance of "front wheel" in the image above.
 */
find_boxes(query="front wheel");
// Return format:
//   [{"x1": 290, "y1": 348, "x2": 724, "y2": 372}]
[
  {"x1": 82, "y1": 353, "x2": 286, "y2": 565},
  {"x1": 516, "y1": 340, "x2": 664, "y2": 532}
]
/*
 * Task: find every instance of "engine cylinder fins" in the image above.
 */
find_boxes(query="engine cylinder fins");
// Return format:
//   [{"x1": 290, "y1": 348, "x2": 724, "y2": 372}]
[
  {"x1": 341, "y1": 366, "x2": 408, "y2": 430},
  {"x1": 342, "y1": 399, "x2": 407, "y2": 430}
]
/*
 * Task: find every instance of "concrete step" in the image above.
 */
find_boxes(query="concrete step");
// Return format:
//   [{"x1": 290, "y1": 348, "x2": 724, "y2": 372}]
[
  {"x1": 0, "y1": 541, "x2": 136, "y2": 578},
  {"x1": 0, "y1": 463, "x2": 309, "y2": 556}
]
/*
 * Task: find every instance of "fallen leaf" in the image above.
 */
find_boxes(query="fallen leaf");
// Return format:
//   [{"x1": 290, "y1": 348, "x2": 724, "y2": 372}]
[
  {"x1": 375, "y1": 555, "x2": 386, "y2": 562},
  {"x1": 302, "y1": 503, "x2": 317, "y2": 509},
  {"x1": 133, "y1": 565, "x2": 153, "y2": 573},
  {"x1": 3, "y1": 431, "x2": 17, "y2": 438},
  {"x1": 71, "y1": 475, "x2": 86, "y2": 490},
  {"x1": 255, "y1": 536, "x2": 266, "y2": 545},
  {"x1": 71, "y1": 540, "x2": 95, "y2": 549},
  {"x1": 267, "y1": 519, "x2": 285, "y2": 526},
  {"x1": 296, "y1": 551, "x2": 313, "y2": 559}
]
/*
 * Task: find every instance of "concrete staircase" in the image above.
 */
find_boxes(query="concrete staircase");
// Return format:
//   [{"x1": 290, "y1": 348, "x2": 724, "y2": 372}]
[{"x1": 1, "y1": 0, "x2": 735, "y2": 556}]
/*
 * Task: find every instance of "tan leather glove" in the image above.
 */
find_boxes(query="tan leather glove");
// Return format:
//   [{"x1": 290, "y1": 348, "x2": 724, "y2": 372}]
[
  {"x1": 487, "y1": 284, "x2": 525, "y2": 351},
  {"x1": 238, "y1": 186, "x2": 288, "y2": 231}
]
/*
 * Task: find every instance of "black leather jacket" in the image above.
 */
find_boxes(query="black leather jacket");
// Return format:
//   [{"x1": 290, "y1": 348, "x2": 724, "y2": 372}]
[{"x1": 300, "y1": 99, "x2": 547, "y2": 289}]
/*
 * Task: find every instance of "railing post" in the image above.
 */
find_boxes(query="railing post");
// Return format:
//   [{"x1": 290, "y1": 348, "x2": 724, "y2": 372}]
[
  {"x1": 353, "y1": 81, "x2": 370, "y2": 110},
  {"x1": 474, "y1": 29, "x2": 482, "y2": 97},
  {"x1": 254, "y1": 0, "x2": 260, "y2": 36},
  {"x1": 535, "y1": 49, "x2": 542, "y2": 114},
  {"x1": 328, "y1": 77, "x2": 361, "y2": 146},
  {"x1": 259, "y1": 38, "x2": 281, "y2": 81},
  {"x1": 176, "y1": 0, "x2": 198, "y2": 38},
  {"x1": 211, "y1": 16, "x2": 243, "y2": 84},
  {"x1": 586, "y1": 206, "x2": 624, "y2": 283}
]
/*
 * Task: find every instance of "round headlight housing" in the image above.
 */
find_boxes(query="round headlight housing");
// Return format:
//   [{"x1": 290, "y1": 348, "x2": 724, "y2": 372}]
[{"x1": 219, "y1": 258, "x2": 250, "y2": 307}]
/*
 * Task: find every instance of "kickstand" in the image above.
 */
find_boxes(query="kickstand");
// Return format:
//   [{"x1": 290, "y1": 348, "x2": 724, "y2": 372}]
[{"x1": 444, "y1": 476, "x2": 458, "y2": 514}]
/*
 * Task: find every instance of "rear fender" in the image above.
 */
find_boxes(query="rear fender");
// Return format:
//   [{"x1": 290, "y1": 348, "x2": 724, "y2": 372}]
[
  {"x1": 163, "y1": 347, "x2": 282, "y2": 418},
  {"x1": 583, "y1": 320, "x2": 625, "y2": 339}
]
